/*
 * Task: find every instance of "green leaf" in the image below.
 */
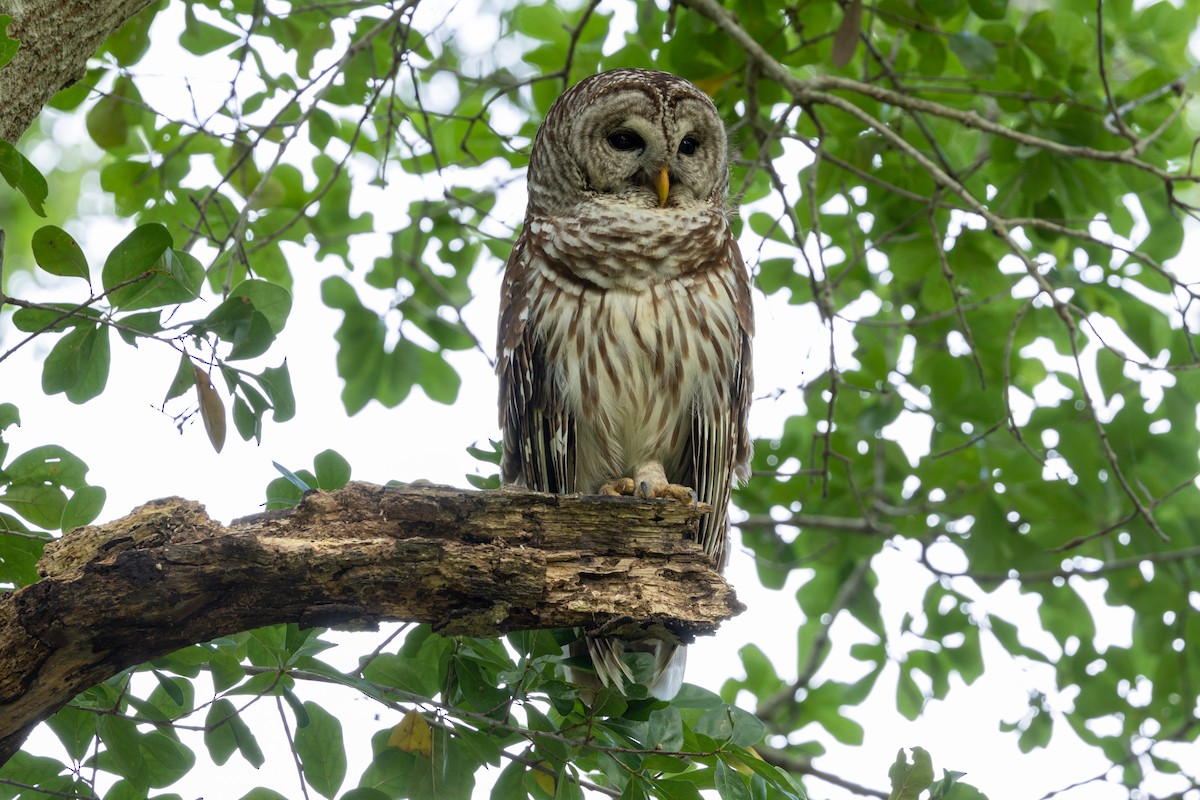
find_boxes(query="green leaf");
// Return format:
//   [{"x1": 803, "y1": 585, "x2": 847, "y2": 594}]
[
  {"x1": 414, "y1": 343, "x2": 461, "y2": 405},
  {"x1": 359, "y1": 730, "x2": 417, "y2": 795},
  {"x1": 294, "y1": 702, "x2": 346, "y2": 799},
  {"x1": 0, "y1": 483, "x2": 63, "y2": 530},
  {"x1": 887, "y1": 748, "x2": 934, "y2": 800},
  {"x1": 736, "y1": 644, "x2": 784, "y2": 699},
  {"x1": 204, "y1": 698, "x2": 265, "y2": 768},
  {"x1": 97, "y1": 714, "x2": 145, "y2": 784},
  {"x1": 0, "y1": 403, "x2": 19, "y2": 432},
  {"x1": 237, "y1": 790, "x2": 290, "y2": 800},
  {"x1": 32, "y1": 226, "x2": 89, "y2": 280},
  {"x1": 40, "y1": 328, "x2": 91, "y2": 397},
  {"x1": 948, "y1": 32, "x2": 997, "y2": 73},
  {"x1": 1017, "y1": 707, "x2": 1052, "y2": 752},
  {"x1": 334, "y1": 306, "x2": 386, "y2": 415},
  {"x1": 229, "y1": 312, "x2": 275, "y2": 360},
  {"x1": 150, "y1": 669, "x2": 188, "y2": 709},
  {"x1": 313, "y1": 449, "x2": 351, "y2": 490},
  {"x1": 60, "y1": 485, "x2": 106, "y2": 530},
  {"x1": 0, "y1": 752, "x2": 74, "y2": 797},
  {"x1": 916, "y1": 0, "x2": 961, "y2": 18},
  {"x1": 116, "y1": 309, "x2": 164, "y2": 345},
  {"x1": 5, "y1": 444, "x2": 89, "y2": 488},
  {"x1": 725, "y1": 746, "x2": 805, "y2": 799},
  {"x1": 490, "y1": 760, "x2": 527, "y2": 799},
  {"x1": 968, "y1": 0, "x2": 1007, "y2": 19},
  {"x1": 228, "y1": 279, "x2": 293, "y2": 334},
  {"x1": 104, "y1": 3, "x2": 158, "y2": 66},
  {"x1": 164, "y1": 353, "x2": 196, "y2": 404},
  {"x1": 0, "y1": 139, "x2": 48, "y2": 216},
  {"x1": 180, "y1": 6, "x2": 241, "y2": 54},
  {"x1": 11, "y1": 304, "x2": 102, "y2": 334},
  {"x1": 202, "y1": 297, "x2": 276, "y2": 361},
  {"x1": 320, "y1": 275, "x2": 359, "y2": 310},
  {"x1": 272, "y1": 461, "x2": 313, "y2": 494},
  {"x1": 0, "y1": 526, "x2": 46, "y2": 586},
  {"x1": 41, "y1": 324, "x2": 110, "y2": 403},
  {"x1": 341, "y1": 790, "x2": 391, "y2": 800},
  {"x1": 141, "y1": 731, "x2": 195, "y2": 787},
  {"x1": 252, "y1": 361, "x2": 296, "y2": 422},
  {"x1": 695, "y1": 705, "x2": 766, "y2": 748},
  {"x1": 897, "y1": 666, "x2": 924, "y2": 721},
  {"x1": 454, "y1": 724, "x2": 503, "y2": 768},
  {"x1": 232, "y1": 395, "x2": 257, "y2": 442},
  {"x1": 987, "y1": 615, "x2": 1050, "y2": 662},
  {"x1": 654, "y1": 778, "x2": 705, "y2": 800},
  {"x1": 0, "y1": 14, "x2": 18, "y2": 69},
  {"x1": 715, "y1": 760, "x2": 752, "y2": 800},
  {"x1": 101, "y1": 224, "x2": 178, "y2": 309},
  {"x1": 86, "y1": 92, "x2": 131, "y2": 150},
  {"x1": 647, "y1": 707, "x2": 685, "y2": 751},
  {"x1": 46, "y1": 705, "x2": 97, "y2": 763}
]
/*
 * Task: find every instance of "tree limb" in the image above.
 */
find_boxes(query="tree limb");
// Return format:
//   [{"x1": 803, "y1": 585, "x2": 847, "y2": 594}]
[
  {"x1": 0, "y1": 481, "x2": 742, "y2": 766},
  {"x1": 1, "y1": 0, "x2": 158, "y2": 144}
]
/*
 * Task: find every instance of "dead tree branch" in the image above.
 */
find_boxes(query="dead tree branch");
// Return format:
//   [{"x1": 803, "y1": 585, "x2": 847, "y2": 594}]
[{"x1": 0, "y1": 481, "x2": 741, "y2": 765}]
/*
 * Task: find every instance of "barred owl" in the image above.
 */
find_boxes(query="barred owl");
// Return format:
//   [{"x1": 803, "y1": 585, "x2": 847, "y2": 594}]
[{"x1": 497, "y1": 69, "x2": 754, "y2": 700}]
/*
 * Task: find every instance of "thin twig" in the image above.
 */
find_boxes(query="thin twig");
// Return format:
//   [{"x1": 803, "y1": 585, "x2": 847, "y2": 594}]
[
  {"x1": 758, "y1": 745, "x2": 888, "y2": 799},
  {"x1": 277, "y1": 695, "x2": 312, "y2": 800},
  {"x1": 1096, "y1": 0, "x2": 1136, "y2": 143}
]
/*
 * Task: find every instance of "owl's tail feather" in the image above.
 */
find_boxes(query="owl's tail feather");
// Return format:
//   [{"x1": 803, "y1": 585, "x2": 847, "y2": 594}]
[
  {"x1": 583, "y1": 636, "x2": 688, "y2": 701},
  {"x1": 586, "y1": 636, "x2": 636, "y2": 691}
]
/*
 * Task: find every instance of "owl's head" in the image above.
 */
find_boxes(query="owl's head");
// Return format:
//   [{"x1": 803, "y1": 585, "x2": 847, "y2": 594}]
[{"x1": 526, "y1": 69, "x2": 729, "y2": 215}]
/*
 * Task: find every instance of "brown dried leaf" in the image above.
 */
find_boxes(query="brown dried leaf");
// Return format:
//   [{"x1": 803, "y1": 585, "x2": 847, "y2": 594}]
[
  {"x1": 832, "y1": 0, "x2": 863, "y2": 68},
  {"x1": 194, "y1": 365, "x2": 226, "y2": 453}
]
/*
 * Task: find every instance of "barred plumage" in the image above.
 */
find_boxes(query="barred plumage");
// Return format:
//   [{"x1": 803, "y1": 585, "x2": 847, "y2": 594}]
[{"x1": 497, "y1": 69, "x2": 753, "y2": 700}]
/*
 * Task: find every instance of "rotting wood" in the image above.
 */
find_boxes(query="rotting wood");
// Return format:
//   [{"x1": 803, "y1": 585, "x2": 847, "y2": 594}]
[{"x1": 0, "y1": 481, "x2": 742, "y2": 765}]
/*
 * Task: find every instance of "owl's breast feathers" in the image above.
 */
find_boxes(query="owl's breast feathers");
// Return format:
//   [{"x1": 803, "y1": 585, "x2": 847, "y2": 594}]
[
  {"x1": 501, "y1": 208, "x2": 752, "y2": 505},
  {"x1": 529, "y1": 204, "x2": 730, "y2": 290}
]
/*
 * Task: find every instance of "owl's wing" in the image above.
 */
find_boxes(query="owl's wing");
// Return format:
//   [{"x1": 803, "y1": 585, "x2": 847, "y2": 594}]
[
  {"x1": 497, "y1": 232, "x2": 576, "y2": 493},
  {"x1": 689, "y1": 233, "x2": 755, "y2": 568}
]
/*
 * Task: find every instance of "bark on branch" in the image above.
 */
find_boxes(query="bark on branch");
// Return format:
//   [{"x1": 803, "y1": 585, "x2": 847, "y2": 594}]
[
  {"x1": 1, "y1": 0, "x2": 157, "y2": 144},
  {"x1": 0, "y1": 481, "x2": 742, "y2": 766}
]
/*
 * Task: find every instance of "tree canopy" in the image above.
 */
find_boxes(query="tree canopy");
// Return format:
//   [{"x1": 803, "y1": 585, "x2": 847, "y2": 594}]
[{"x1": 2, "y1": 0, "x2": 1200, "y2": 798}]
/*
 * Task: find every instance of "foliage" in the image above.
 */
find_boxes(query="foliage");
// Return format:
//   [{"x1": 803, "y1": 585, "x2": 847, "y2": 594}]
[{"x1": 2, "y1": 0, "x2": 1200, "y2": 797}]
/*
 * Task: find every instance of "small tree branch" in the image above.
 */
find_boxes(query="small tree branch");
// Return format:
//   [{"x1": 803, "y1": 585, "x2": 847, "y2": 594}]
[
  {"x1": 757, "y1": 744, "x2": 888, "y2": 799},
  {"x1": 0, "y1": 481, "x2": 742, "y2": 765}
]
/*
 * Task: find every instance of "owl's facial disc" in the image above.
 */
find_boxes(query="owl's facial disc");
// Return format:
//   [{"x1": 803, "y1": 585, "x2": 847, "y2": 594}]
[
  {"x1": 545, "y1": 78, "x2": 727, "y2": 213},
  {"x1": 600, "y1": 130, "x2": 684, "y2": 207}
]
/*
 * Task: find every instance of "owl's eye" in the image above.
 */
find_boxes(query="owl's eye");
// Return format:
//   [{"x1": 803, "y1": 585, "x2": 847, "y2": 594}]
[
  {"x1": 607, "y1": 131, "x2": 645, "y2": 151},
  {"x1": 679, "y1": 136, "x2": 700, "y2": 156}
]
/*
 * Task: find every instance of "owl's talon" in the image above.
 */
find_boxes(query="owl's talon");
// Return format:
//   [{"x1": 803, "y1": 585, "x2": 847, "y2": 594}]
[
  {"x1": 600, "y1": 477, "x2": 636, "y2": 496},
  {"x1": 624, "y1": 460, "x2": 696, "y2": 503}
]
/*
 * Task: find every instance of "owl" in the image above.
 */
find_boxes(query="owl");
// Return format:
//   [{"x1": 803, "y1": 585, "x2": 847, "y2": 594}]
[{"x1": 497, "y1": 69, "x2": 754, "y2": 701}]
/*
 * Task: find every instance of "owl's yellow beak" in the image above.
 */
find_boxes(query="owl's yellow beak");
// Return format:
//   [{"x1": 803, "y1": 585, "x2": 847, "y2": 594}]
[{"x1": 655, "y1": 165, "x2": 670, "y2": 207}]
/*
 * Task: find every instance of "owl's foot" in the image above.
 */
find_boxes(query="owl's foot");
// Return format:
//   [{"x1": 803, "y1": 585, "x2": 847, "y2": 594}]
[
  {"x1": 600, "y1": 477, "x2": 637, "y2": 496},
  {"x1": 599, "y1": 460, "x2": 695, "y2": 503}
]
